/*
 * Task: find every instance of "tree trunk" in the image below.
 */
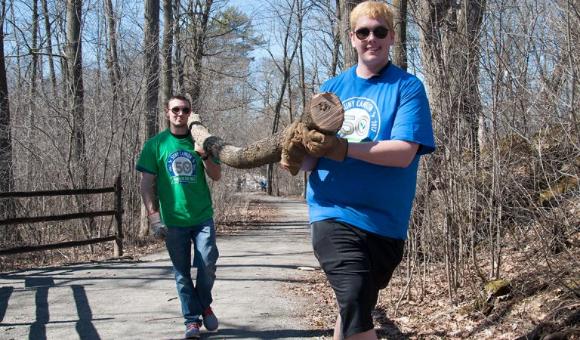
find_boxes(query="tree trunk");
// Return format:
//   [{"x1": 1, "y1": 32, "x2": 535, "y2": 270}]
[
  {"x1": 416, "y1": 0, "x2": 484, "y2": 152},
  {"x1": 174, "y1": 0, "x2": 184, "y2": 94},
  {"x1": 66, "y1": 0, "x2": 87, "y2": 187},
  {"x1": 415, "y1": 0, "x2": 487, "y2": 288},
  {"x1": 184, "y1": 0, "x2": 213, "y2": 113},
  {"x1": 339, "y1": 0, "x2": 363, "y2": 68},
  {"x1": 143, "y1": 0, "x2": 160, "y2": 139},
  {"x1": 330, "y1": 0, "x2": 341, "y2": 76},
  {"x1": 297, "y1": 0, "x2": 308, "y2": 198},
  {"x1": 104, "y1": 0, "x2": 121, "y2": 103},
  {"x1": 27, "y1": 0, "x2": 39, "y2": 189},
  {"x1": 41, "y1": 0, "x2": 57, "y2": 97},
  {"x1": 0, "y1": 0, "x2": 13, "y2": 195},
  {"x1": 0, "y1": 0, "x2": 15, "y2": 233},
  {"x1": 66, "y1": 0, "x2": 95, "y2": 242},
  {"x1": 266, "y1": 0, "x2": 301, "y2": 195},
  {"x1": 140, "y1": 0, "x2": 160, "y2": 237},
  {"x1": 161, "y1": 0, "x2": 174, "y2": 122},
  {"x1": 56, "y1": 8, "x2": 68, "y2": 110},
  {"x1": 9, "y1": 4, "x2": 22, "y2": 95},
  {"x1": 392, "y1": 0, "x2": 407, "y2": 70}
]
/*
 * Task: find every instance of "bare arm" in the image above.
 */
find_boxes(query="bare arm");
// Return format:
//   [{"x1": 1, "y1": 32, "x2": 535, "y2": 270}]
[
  {"x1": 300, "y1": 154, "x2": 319, "y2": 172},
  {"x1": 202, "y1": 157, "x2": 221, "y2": 181},
  {"x1": 195, "y1": 143, "x2": 221, "y2": 181},
  {"x1": 140, "y1": 172, "x2": 159, "y2": 215},
  {"x1": 347, "y1": 140, "x2": 420, "y2": 168}
]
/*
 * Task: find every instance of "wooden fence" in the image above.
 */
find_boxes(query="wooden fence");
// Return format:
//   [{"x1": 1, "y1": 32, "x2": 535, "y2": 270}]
[{"x1": 0, "y1": 176, "x2": 124, "y2": 257}]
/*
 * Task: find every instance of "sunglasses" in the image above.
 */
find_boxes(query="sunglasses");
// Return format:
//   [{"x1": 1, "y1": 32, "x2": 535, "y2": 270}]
[
  {"x1": 354, "y1": 26, "x2": 389, "y2": 40},
  {"x1": 170, "y1": 107, "x2": 191, "y2": 114}
]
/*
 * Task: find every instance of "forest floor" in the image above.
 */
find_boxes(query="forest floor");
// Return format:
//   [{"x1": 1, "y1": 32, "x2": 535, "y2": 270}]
[
  {"x1": 1, "y1": 192, "x2": 578, "y2": 339},
  {"x1": 236, "y1": 193, "x2": 579, "y2": 340}
]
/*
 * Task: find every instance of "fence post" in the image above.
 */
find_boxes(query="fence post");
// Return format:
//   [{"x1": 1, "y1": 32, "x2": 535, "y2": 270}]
[{"x1": 114, "y1": 174, "x2": 124, "y2": 257}]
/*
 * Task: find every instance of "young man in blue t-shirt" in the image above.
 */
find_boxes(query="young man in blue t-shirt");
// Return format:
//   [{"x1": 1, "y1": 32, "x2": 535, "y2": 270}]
[{"x1": 301, "y1": 2, "x2": 435, "y2": 339}]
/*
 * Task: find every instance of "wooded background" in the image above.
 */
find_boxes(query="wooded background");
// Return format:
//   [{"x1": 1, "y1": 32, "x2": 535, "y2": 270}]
[{"x1": 0, "y1": 0, "x2": 578, "y2": 300}]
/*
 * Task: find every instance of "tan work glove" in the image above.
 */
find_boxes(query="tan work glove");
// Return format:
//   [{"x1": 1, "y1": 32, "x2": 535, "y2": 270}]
[
  {"x1": 280, "y1": 121, "x2": 307, "y2": 175},
  {"x1": 303, "y1": 129, "x2": 348, "y2": 161},
  {"x1": 147, "y1": 212, "x2": 168, "y2": 240}
]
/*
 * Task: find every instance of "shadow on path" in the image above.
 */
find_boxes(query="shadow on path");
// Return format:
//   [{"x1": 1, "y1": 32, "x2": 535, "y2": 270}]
[{"x1": 199, "y1": 327, "x2": 332, "y2": 339}]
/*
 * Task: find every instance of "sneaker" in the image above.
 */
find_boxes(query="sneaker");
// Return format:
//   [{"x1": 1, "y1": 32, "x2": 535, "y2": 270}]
[
  {"x1": 202, "y1": 306, "x2": 219, "y2": 332},
  {"x1": 185, "y1": 322, "x2": 201, "y2": 339}
]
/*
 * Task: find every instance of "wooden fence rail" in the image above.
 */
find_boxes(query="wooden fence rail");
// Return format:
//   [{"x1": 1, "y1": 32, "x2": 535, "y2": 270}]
[{"x1": 0, "y1": 175, "x2": 124, "y2": 257}]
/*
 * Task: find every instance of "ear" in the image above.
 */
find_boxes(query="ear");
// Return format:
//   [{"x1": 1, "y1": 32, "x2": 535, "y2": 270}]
[
  {"x1": 387, "y1": 29, "x2": 395, "y2": 44},
  {"x1": 349, "y1": 31, "x2": 356, "y2": 47}
]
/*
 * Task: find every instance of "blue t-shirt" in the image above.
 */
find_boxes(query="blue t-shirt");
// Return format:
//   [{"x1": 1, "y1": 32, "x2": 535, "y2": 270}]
[{"x1": 306, "y1": 64, "x2": 435, "y2": 240}]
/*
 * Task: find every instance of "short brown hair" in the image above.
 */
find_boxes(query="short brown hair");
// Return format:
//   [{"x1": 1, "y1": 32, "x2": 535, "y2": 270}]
[
  {"x1": 166, "y1": 95, "x2": 191, "y2": 108},
  {"x1": 350, "y1": 1, "x2": 394, "y2": 32}
]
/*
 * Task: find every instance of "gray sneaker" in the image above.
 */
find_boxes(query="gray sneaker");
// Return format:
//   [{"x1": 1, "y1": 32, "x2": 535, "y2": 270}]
[
  {"x1": 202, "y1": 306, "x2": 219, "y2": 332},
  {"x1": 185, "y1": 322, "x2": 201, "y2": 338}
]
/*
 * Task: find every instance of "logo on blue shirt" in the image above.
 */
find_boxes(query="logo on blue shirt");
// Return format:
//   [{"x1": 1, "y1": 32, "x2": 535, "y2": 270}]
[{"x1": 340, "y1": 97, "x2": 380, "y2": 142}]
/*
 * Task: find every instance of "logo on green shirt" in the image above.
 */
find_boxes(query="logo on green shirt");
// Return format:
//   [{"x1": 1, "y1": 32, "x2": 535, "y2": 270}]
[{"x1": 166, "y1": 151, "x2": 197, "y2": 184}]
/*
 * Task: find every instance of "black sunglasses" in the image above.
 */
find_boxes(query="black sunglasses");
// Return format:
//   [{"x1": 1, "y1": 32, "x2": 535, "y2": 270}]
[
  {"x1": 354, "y1": 26, "x2": 389, "y2": 40},
  {"x1": 170, "y1": 106, "x2": 191, "y2": 114}
]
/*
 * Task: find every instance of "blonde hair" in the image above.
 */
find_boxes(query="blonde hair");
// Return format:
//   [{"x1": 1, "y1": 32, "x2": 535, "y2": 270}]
[{"x1": 349, "y1": 1, "x2": 394, "y2": 32}]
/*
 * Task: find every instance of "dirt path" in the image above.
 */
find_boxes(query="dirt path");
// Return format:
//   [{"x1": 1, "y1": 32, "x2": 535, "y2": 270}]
[{"x1": 0, "y1": 193, "x2": 327, "y2": 339}]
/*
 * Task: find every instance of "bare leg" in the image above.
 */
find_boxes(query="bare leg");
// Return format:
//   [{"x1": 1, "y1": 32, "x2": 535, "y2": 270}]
[
  {"x1": 346, "y1": 329, "x2": 378, "y2": 340},
  {"x1": 334, "y1": 314, "x2": 343, "y2": 340},
  {"x1": 336, "y1": 313, "x2": 378, "y2": 340}
]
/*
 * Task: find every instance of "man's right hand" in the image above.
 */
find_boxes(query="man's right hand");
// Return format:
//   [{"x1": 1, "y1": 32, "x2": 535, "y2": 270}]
[{"x1": 147, "y1": 212, "x2": 168, "y2": 240}]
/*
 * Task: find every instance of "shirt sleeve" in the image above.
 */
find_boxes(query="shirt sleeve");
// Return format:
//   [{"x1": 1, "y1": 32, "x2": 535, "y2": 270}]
[
  {"x1": 136, "y1": 139, "x2": 158, "y2": 175},
  {"x1": 391, "y1": 77, "x2": 436, "y2": 155}
]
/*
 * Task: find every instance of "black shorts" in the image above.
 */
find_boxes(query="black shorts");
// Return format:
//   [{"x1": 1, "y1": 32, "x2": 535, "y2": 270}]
[{"x1": 311, "y1": 220, "x2": 405, "y2": 338}]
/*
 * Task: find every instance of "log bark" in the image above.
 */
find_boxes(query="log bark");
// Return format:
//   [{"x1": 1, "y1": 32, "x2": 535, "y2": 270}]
[{"x1": 188, "y1": 93, "x2": 344, "y2": 169}]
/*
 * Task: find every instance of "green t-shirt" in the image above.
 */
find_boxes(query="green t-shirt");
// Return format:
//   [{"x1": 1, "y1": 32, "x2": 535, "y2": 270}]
[{"x1": 136, "y1": 129, "x2": 213, "y2": 227}]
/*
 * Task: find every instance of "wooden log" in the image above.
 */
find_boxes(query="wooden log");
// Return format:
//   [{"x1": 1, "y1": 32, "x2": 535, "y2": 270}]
[
  {"x1": 189, "y1": 92, "x2": 344, "y2": 169},
  {"x1": 301, "y1": 92, "x2": 344, "y2": 134}
]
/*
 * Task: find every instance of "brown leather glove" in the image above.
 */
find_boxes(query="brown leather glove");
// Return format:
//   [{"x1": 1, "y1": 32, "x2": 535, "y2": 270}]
[{"x1": 303, "y1": 129, "x2": 348, "y2": 161}]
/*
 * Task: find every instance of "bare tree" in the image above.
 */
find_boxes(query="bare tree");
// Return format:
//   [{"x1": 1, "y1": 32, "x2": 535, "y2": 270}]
[
  {"x1": 338, "y1": 0, "x2": 363, "y2": 68},
  {"x1": 143, "y1": 0, "x2": 161, "y2": 139},
  {"x1": 265, "y1": 0, "x2": 301, "y2": 195},
  {"x1": 0, "y1": 0, "x2": 13, "y2": 197},
  {"x1": 26, "y1": 0, "x2": 40, "y2": 189},
  {"x1": 174, "y1": 0, "x2": 184, "y2": 93},
  {"x1": 66, "y1": 0, "x2": 87, "y2": 188},
  {"x1": 183, "y1": 0, "x2": 213, "y2": 113},
  {"x1": 415, "y1": 0, "x2": 485, "y2": 152},
  {"x1": 41, "y1": 0, "x2": 57, "y2": 97},
  {"x1": 104, "y1": 0, "x2": 121, "y2": 104},
  {"x1": 392, "y1": 0, "x2": 407, "y2": 70},
  {"x1": 161, "y1": 0, "x2": 174, "y2": 111}
]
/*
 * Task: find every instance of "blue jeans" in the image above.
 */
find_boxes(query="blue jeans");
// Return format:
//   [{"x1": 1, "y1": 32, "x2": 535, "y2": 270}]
[{"x1": 165, "y1": 219, "x2": 219, "y2": 325}]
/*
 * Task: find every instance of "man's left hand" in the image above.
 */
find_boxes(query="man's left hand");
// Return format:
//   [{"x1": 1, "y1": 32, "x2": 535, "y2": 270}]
[{"x1": 303, "y1": 129, "x2": 348, "y2": 161}]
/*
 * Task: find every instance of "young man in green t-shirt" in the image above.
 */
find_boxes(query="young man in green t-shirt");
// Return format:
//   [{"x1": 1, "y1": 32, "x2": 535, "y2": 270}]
[{"x1": 137, "y1": 95, "x2": 221, "y2": 339}]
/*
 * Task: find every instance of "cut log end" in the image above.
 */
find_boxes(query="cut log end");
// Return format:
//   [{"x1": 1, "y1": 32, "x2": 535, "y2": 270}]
[{"x1": 307, "y1": 92, "x2": 344, "y2": 134}]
